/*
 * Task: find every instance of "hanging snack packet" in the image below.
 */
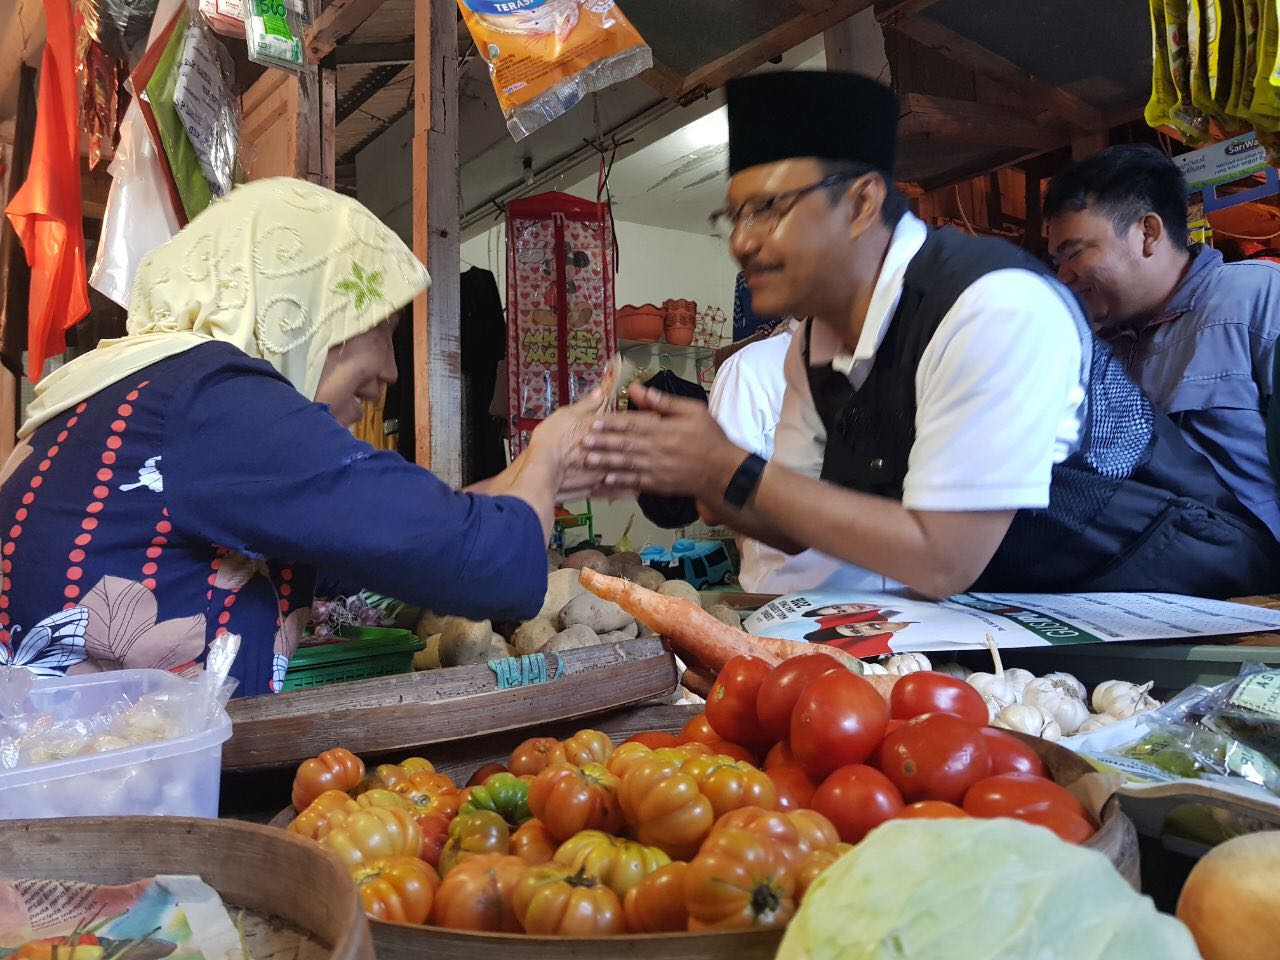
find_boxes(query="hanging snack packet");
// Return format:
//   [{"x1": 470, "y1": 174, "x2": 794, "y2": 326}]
[
  {"x1": 200, "y1": 0, "x2": 246, "y2": 38},
  {"x1": 173, "y1": 19, "x2": 240, "y2": 197},
  {"x1": 1165, "y1": 0, "x2": 1212, "y2": 140},
  {"x1": 245, "y1": 0, "x2": 308, "y2": 71},
  {"x1": 458, "y1": 0, "x2": 653, "y2": 141},
  {"x1": 1148, "y1": 0, "x2": 1179, "y2": 128}
]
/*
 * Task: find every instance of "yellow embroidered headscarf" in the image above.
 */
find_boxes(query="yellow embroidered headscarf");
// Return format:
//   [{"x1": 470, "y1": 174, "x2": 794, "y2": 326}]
[{"x1": 20, "y1": 177, "x2": 430, "y2": 438}]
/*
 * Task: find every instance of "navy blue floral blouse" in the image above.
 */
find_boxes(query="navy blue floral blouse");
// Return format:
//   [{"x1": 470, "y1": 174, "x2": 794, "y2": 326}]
[{"x1": 0, "y1": 342, "x2": 547, "y2": 696}]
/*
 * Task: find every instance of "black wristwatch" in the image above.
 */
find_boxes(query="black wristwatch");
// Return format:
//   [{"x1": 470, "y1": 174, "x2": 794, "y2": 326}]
[{"x1": 723, "y1": 454, "x2": 767, "y2": 509}]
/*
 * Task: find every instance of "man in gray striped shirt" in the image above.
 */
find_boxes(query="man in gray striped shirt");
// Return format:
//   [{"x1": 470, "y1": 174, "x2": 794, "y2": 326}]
[{"x1": 1046, "y1": 144, "x2": 1280, "y2": 543}]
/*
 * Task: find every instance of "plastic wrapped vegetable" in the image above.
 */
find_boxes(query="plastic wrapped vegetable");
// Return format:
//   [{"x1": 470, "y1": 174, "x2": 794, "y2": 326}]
[{"x1": 776, "y1": 819, "x2": 1199, "y2": 960}]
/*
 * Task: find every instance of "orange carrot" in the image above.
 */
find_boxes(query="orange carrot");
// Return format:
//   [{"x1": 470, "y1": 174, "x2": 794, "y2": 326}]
[{"x1": 577, "y1": 569, "x2": 859, "y2": 673}]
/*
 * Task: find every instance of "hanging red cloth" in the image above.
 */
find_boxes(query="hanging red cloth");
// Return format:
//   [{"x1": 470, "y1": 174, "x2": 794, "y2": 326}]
[{"x1": 4, "y1": 0, "x2": 91, "y2": 382}]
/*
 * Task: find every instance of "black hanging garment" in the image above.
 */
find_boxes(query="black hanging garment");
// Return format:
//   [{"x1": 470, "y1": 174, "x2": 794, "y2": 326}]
[
  {"x1": 806, "y1": 226, "x2": 1280, "y2": 598},
  {"x1": 461, "y1": 267, "x2": 509, "y2": 485},
  {"x1": 637, "y1": 369, "x2": 708, "y2": 529}
]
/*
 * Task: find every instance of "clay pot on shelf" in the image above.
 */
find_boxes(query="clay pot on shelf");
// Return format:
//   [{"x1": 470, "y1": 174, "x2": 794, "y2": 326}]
[
  {"x1": 662, "y1": 298, "x2": 697, "y2": 346},
  {"x1": 616, "y1": 304, "x2": 665, "y2": 341}
]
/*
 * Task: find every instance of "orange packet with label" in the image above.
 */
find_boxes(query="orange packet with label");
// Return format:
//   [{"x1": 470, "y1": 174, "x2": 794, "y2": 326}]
[{"x1": 458, "y1": 0, "x2": 652, "y2": 140}]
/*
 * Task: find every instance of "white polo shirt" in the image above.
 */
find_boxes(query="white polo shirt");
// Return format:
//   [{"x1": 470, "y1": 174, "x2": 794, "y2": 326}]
[
  {"x1": 774, "y1": 212, "x2": 1087, "y2": 513},
  {"x1": 710, "y1": 323, "x2": 895, "y2": 593}
]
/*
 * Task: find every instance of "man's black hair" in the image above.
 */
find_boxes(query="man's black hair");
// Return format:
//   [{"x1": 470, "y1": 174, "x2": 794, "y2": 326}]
[
  {"x1": 1044, "y1": 143, "x2": 1190, "y2": 249},
  {"x1": 815, "y1": 158, "x2": 909, "y2": 227}
]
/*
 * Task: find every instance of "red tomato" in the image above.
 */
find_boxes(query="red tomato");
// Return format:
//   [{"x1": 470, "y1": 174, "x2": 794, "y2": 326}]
[
  {"x1": 963, "y1": 773, "x2": 1091, "y2": 822},
  {"x1": 678, "y1": 713, "x2": 720, "y2": 745},
  {"x1": 1017, "y1": 806, "x2": 1096, "y2": 844},
  {"x1": 763, "y1": 741, "x2": 798, "y2": 771},
  {"x1": 977, "y1": 728, "x2": 1047, "y2": 777},
  {"x1": 790, "y1": 671, "x2": 889, "y2": 777},
  {"x1": 624, "y1": 732, "x2": 680, "y2": 750},
  {"x1": 755, "y1": 655, "x2": 842, "y2": 743},
  {"x1": 877, "y1": 714, "x2": 992, "y2": 805},
  {"x1": 897, "y1": 801, "x2": 969, "y2": 820},
  {"x1": 767, "y1": 763, "x2": 818, "y2": 812},
  {"x1": 810, "y1": 765, "x2": 903, "y2": 844},
  {"x1": 466, "y1": 763, "x2": 508, "y2": 788},
  {"x1": 890, "y1": 673, "x2": 988, "y2": 726},
  {"x1": 705, "y1": 656, "x2": 774, "y2": 750},
  {"x1": 706, "y1": 740, "x2": 758, "y2": 764}
]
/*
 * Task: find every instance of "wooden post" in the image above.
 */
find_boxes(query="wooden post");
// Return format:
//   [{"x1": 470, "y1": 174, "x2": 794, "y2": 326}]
[
  {"x1": 412, "y1": 0, "x2": 462, "y2": 484},
  {"x1": 1072, "y1": 132, "x2": 1109, "y2": 162}
]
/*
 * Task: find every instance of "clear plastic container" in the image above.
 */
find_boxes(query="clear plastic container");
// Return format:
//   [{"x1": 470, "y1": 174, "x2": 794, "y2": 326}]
[{"x1": 0, "y1": 669, "x2": 232, "y2": 820}]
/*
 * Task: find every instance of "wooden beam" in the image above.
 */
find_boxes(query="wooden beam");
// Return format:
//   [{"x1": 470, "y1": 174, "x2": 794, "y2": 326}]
[
  {"x1": 1071, "y1": 132, "x2": 1108, "y2": 162},
  {"x1": 413, "y1": 0, "x2": 462, "y2": 484},
  {"x1": 874, "y1": 0, "x2": 943, "y2": 24},
  {"x1": 893, "y1": 16, "x2": 1105, "y2": 132},
  {"x1": 678, "y1": 0, "x2": 877, "y2": 99},
  {"x1": 898, "y1": 93, "x2": 1066, "y2": 151},
  {"x1": 332, "y1": 41, "x2": 415, "y2": 64},
  {"x1": 794, "y1": 0, "x2": 836, "y2": 11},
  {"x1": 305, "y1": 0, "x2": 390, "y2": 63},
  {"x1": 639, "y1": 60, "x2": 685, "y2": 101}
]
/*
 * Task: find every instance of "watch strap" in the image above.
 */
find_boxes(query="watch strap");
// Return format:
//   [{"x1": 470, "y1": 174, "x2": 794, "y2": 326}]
[{"x1": 723, "y1": 454, "x2": 767, "y2": 509}]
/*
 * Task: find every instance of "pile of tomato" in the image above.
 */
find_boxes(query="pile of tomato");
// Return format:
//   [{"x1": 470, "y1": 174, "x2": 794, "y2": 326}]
[{"x1": 285, "y1": 654, "x2": 1095, "y2": 937}]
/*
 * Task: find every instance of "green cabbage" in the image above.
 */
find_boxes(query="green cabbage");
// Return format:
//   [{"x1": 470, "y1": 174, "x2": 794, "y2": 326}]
[{"x1": 777, "y1": 818, "x2": 1200, "y2": 960}]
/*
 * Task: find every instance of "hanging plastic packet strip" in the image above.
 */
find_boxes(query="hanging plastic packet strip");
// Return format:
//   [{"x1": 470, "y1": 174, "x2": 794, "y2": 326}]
[
  {"x1": 199, "y1": 0, "x2": 246, "y2": 37},
  {"x1": 173, "y1": 18, "x2": 240, "y2": 197},
  {"x1": 245, "y1": 0, "x2": 308, "y2": 72},
  {"x1": 458, "y1": 0, "x2": 653, "y2": 141}
]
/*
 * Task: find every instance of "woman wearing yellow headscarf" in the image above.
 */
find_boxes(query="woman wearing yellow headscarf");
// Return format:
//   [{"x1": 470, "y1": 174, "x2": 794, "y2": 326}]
[{"x1": 0, "y1": 178, "x2": 601, "y2": 695}]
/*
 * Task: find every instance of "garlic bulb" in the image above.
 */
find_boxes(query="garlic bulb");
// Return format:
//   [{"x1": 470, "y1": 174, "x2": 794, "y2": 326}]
[
  {"x1": 883, "y1": 653, "x2": 931, "y2": 676},
  {"x1": 1003, "y1": 667, "x2": 1037, "y2": 700},
  {"x1": 967, "y1": 634, "x2": 1016, "y2": 722},
  {"x1": 1021, "y1": 683, "x2": 1090, "y2": 736},
  {"x1": 934, "y1": 662, "x2": 972, "y2": 680},
  {"x1": 1077, "y1": 713, "x2": 1119, "y2": 734},
  {"x1": 1042, "y1": 671, "x2": 1087, "y2": 701},
  {"x1": 994, "y1": 703, "x2": 1062, "y2": 742},
  {"x1": 860, "y1": 660, "x2": 890, "y2": 676},
  {"x1": 1093, "y1": 680, "x2": 1160, "y2": 719}
]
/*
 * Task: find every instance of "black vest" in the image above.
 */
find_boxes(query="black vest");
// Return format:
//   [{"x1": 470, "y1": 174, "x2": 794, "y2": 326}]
[{"x1": 806, "y1": 227, "x2": 1279, "y2": 598}]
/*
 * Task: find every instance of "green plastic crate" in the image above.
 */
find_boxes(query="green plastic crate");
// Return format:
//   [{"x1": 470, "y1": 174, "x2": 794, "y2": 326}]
[{"x1": 281, "y1": 625, "x2": 424, "y2": 691}]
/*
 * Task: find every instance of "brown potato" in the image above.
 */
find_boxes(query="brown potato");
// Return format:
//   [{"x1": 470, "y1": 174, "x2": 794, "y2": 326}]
[{"x1": 560, "y1": 549, "x2": 608, "y2": 573}]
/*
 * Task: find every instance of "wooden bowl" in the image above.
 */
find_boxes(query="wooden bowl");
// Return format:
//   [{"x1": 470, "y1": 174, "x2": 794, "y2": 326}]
[
  {"x1": 0, "y1": 816, "x2": 372, "y2": 960},
  {"x1": 268, "y1": 703, "x2": 1138, "y2": 960}
]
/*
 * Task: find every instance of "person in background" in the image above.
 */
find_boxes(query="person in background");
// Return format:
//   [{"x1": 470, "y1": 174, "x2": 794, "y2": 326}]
[
  {"x1": 709, "y1": 319, "x2": 893, "y2": 593},
  {"x1": 585, "y1": 72, "x2": 1278, "y2": 599},
  {"x1": 0, "y1": 179, "x2": 607, "y2": 696},
  {"x1": 1044, "y1": 144, "x2": 1280, "y2": 544}
]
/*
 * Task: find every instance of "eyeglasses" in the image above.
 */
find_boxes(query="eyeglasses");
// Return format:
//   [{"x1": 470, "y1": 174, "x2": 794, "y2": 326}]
[{"x1": 708, "y1": 173, "x2": 857, "y2": 239}]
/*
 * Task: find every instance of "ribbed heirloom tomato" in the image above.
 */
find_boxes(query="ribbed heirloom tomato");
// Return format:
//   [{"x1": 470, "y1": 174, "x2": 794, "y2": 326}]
[
  {"x1": 527, "y1": 762, "x2": 625, "y2": 841},
  {"x1": 563, "y1": 729, "x2": 615, "y2": 767},
  {"x1": 681, "y1": 754, "x2": 777, "y2": 819},
  {"x1": 438, "y1": 809, "x2": 510, "y2": 875},
  {"x1": 684, "y1": 827, "x2": 796, "y2": 930},
  {"x1": 513, "y1": 865, "x2": 626, "y2": 936},
  {"x1": 289, "y1": 789, "x2": 356, "y2": 840},
  {"x1": 755, "y1": 654, "x2": 843, "y2": 743},
  {"x1": 623, "y1": 861, "x2": 689, "y2": 933},
  {"x1": 890, "y1": 672, "x2": 989, "y2": 726},
  {"x1": 432, "y1": 853, "x2": 527, "y2": 932},
  {"x1": 706, "y1": 806, "x2": 839, "y2": 868},
  {"x1": 353, "y1": 856, "x2": 439, "y2": 924},
  {"x1": 618, "y1": 756, "x2": 716, "y2": 859},
  {"x1": 508, "y1": 737, "x2": 568, "y2": 777},
  {"x1": 389, "y1": 770, "x2": 460, "y2": 820},
  {"x1": 790, "y1": 671, "x2": 889, "y2": 777},
  {"x1": 292, "y1": 747, "x2": 365, "y2": 811},
  {"x1": 321, "y1": 806, "x2": 422, "y2": 869},
  {"x1": 510, "y1": 819, "x2": 558, "y2": 865},
  {"x1": 554, "y1": 830, "x2": 671, "y2": 898},
  {"x1": 810, "y1": 764, "x2": 903, "y2": 844},
  {"x1": 623, "y1": 731, "x2": 680, "y2": 750},
  {"x1": 705, "y1": 655, "x2": 774, "y2": 750},
  {"x1": 877, "y1": 713, "x2": 992, "y2": 804}
]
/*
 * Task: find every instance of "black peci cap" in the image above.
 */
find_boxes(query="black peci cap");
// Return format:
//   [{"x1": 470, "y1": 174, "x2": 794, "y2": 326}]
[{"x1": 727, "y1": 71, "x2": 900, "y2": 176}]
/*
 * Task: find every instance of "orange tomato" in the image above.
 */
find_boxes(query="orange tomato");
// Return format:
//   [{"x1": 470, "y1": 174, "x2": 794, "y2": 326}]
[
  {"x1": 292, "y1": 747, "x2": 365, "y2": 811},
  {"x1": 678, "y1": 713, "x2": 719, "y2": 745},
  {"x1": 763, "y1": 741, "x2": 799, "y2": 771},
  {"x1": 354, "y1": 788, "x2": 413, "y2": 812},
  {"x1": 705, "y1": 740, "x2": 758, "y2": 764},
  {"x1": 563, "y1": 729, "x2": 615, "y2": 767},
  {"x1": 794, "y1": 843, "x2": 852, "y2": 900},
  {"x1": 706, "y1": 806, "x2": 839, "y2": 867},
  {"x1": 512, "y1": 865, "x2": 625, "y2": 936},
  {"x1": 509, "y1": 737, "x2": 567, "y2": 777},
  {"x1": 767, "y1": 762, "x2": 819, "y2": 812},
  {"x1": 607, "y1": 741, "x2": 654, "y2": 778},
  {"x1": 554, "y1": 829, "x2": 670, "y2": 898},
  {"x1": 681, "y1": 753, "x2": 777, "y2": 819},
  {"x1": 439, "y1": 810, "x2": 511, "y2": 875},
  {"x1": 289, "y1": 789, "x2": 356, "y2": 840},
  {"x1": 321, "y1": 805, "x2": 422, "y2": 870},
  {"x1": 510, "y1": 819, "x2": 558, "y2": 865},
  {"x1": 618, "y1": 756, "x2": 715, "y2": 860},
  {"x1": 389, "y1": 770, "x2": 459, "y2": 820},
  {"x1": 527, "y1": 762, "x2": 625, "y2": 842},
  {"x1": 431, "y1": 853, "x2": 528, "y2": 932},
  {"x1": 623, "y1": 731, "x2": 680, "y2": 750},
  {"x1": 353, "y1": 856, "x2": 439, "y2": 924},
  {"x1": 364, "y1": 757, "x2": 436, "y2": 792},
  {"x1": 684, "y1": 827, "x2": 795, "y2": 931},
  {"x1": 623, "y1": 861, "x2": 690, "y2": 933}
]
